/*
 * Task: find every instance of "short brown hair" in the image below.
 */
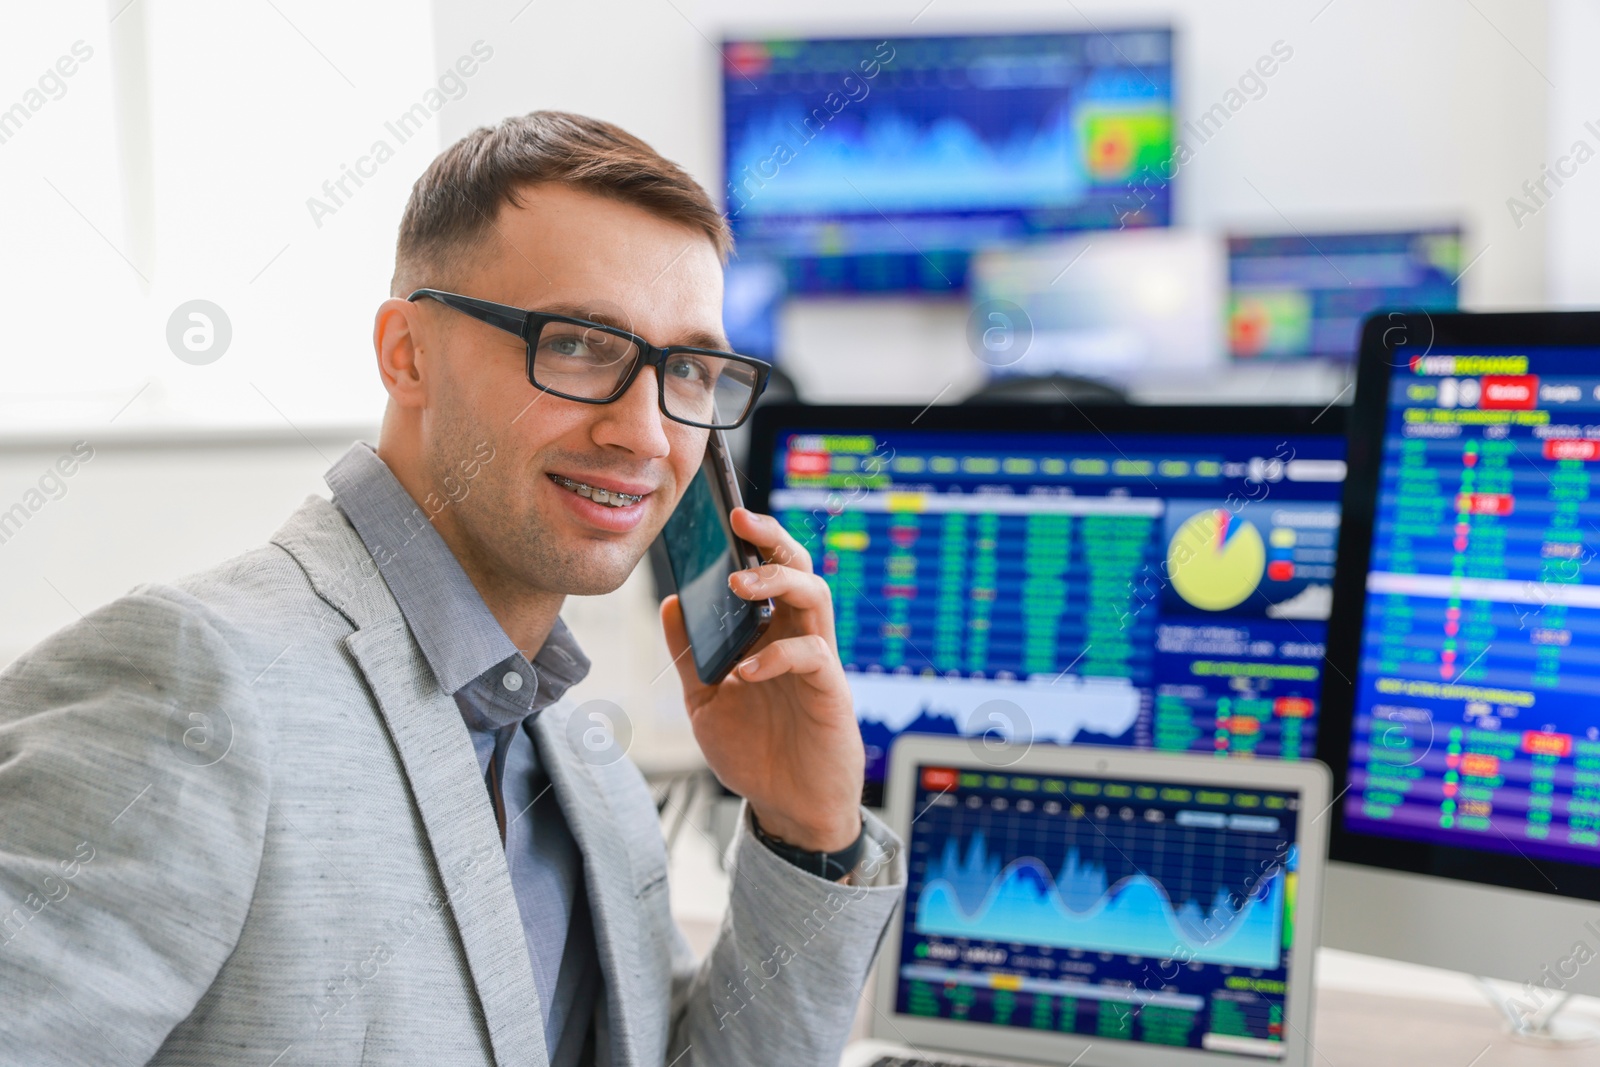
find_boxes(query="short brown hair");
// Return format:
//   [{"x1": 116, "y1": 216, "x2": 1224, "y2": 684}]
[{"x1": 391, "y1": 110, "x2": 731, "y2": 296}]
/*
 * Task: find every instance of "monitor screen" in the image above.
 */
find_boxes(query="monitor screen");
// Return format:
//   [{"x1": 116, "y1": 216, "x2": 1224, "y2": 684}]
[
  {"x1": 1227, "y1": 229, "x2": 1461, "y2": 362},
  {"x1": 721, "y1": 30, "x2": 1174, "y2": 295},
  {"x1": 1340, "y1": 344, "x2": 1600, "y2": 872},
  {"x1": 898, "y1": 760, "x2": 1303, "y2": 1057},
  {"x1": 752, "y1": 407, "x2": 1348, "y2": 805},
  {"x1": 969, "y1": 228, "x2": 1226, "y2": 385},
  {"x1": 722, "y1": 257, "x2": 786, "y2": 363}
]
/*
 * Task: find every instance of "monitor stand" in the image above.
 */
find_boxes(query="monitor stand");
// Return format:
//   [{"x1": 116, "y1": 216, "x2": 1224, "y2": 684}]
[{"x1": 1477, "y1": 977, "x2": 1600, "y2": 1046}]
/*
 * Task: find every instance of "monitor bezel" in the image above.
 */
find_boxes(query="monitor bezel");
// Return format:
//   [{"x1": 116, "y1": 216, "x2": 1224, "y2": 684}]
[
  {"x1": 1319, "y1": 309, "x2": 1600, "y2": 903},
  {"x1": 877, "y1": 734, "x2": 1331, "y2": 1067},
  {"x1": 746, "y1": 401, "x2": 1351, "y2": 808}
]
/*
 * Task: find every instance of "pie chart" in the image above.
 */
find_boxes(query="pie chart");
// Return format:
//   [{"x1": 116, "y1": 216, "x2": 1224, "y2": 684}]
[{"x1": 1169, "y1": 508, "x2": 1266, "y2": 611}]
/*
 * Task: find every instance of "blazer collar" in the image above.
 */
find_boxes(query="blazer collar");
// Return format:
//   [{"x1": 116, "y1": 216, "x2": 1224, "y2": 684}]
[
  {"x1": 271, "y1": 494, "x2": 547, "y2": 1067},
  {"x1": 531, "y1": 702, "x2": 652, "y2": 1067}
]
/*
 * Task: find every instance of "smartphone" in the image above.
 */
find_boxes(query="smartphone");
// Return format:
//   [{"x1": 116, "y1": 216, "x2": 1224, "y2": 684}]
[{"x1": 660, "y1": 429, "x2": 775, "y2": 684}]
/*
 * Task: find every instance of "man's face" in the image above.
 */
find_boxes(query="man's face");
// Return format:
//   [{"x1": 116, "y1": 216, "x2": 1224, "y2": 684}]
[{"x1": 405, "y1": 182, "x2": 724, "y2": 597}]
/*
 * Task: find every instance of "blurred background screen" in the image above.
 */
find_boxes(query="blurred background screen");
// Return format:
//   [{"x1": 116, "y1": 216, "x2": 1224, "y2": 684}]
[
  {"x1": 720, "y1": 29, "x2": 1175, "y2": 295},
  {"x1": 1227, "y1": 227, "x2": 1462, "y2": 362}
]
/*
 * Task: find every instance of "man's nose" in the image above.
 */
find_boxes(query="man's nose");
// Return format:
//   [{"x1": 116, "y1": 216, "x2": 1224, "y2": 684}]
[{"x1": 591, "y1": 365, "x2": 672, "y2": 458}]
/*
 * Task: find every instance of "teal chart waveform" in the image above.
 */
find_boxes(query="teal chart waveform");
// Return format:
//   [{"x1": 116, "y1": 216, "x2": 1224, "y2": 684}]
[
  {"x1": 914, "y1": 833, "x2": 1284, "y2": 969},
  {"x1": 726, "y1": 107, "x2": 1083, "y2": 216}
]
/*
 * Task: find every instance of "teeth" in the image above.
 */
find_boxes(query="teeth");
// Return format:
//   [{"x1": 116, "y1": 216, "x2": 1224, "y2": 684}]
[{"x1": 550, "y1": 474, "x2": 642, "y2": 508}]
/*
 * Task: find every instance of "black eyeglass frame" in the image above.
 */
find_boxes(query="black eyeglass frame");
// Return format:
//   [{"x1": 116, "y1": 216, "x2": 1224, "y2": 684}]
[{"x1": 407, "y1": 288, "x2": 772, "y2": 430}]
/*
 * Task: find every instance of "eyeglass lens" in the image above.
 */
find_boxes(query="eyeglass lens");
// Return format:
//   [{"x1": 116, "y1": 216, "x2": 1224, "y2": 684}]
[{"x1": 531, "y1": 321, "x2": 759, "y2": 427}]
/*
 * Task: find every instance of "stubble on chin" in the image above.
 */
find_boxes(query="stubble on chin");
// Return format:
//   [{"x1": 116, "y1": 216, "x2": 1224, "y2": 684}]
[{"x1": 457, "y1": 465, "x2": 654, "y2": 597}]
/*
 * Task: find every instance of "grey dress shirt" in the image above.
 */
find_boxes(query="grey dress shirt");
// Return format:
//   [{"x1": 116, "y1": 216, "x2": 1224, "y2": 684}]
[{"x1": 327, "y1": 442, "x2": 600, "y2": 1066}]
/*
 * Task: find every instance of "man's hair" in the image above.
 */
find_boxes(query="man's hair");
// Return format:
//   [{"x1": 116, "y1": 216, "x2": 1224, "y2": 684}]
[{"x1": 391, "y1": 110, "x2": 731, "y2": 296}]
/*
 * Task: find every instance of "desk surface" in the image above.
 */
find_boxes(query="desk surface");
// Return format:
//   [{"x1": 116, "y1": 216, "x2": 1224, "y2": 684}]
[{"x1": 1314, "y1": 987, "x2": 1597, "y2": 1065}]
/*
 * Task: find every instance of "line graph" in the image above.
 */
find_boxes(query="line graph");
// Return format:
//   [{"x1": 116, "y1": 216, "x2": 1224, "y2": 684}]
[
  {"x1": 909, "y1": 790, "x2": 1293, "y2": 971},
  {"x1": 915, "y1": 832, "x2": 1282, "y2": 968}
]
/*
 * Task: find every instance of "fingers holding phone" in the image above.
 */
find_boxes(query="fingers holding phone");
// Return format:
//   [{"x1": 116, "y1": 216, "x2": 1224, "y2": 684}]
[
  {"x1": 726, "y1": 509, "x2": 837, "y2": 651},
  {"x1": 657, "y1": 430, "x2": 773, "y2": 685},
  {"x1": 657, "y1": 434, "x2": 863, "y2": 849}
]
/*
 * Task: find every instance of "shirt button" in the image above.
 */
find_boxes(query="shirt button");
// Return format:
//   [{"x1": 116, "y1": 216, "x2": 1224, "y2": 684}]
[{"x1": 501, "y1": 671, "x2": 523, "y2": 692}]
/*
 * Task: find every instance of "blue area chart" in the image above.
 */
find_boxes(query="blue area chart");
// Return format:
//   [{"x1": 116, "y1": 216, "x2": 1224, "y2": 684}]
[
  {"x1": 726, "y1": 107, "x2": 1083, "y2": 216},
  {"x1": 916, "y1": 833, "x2": 1283, "y2": 969}
]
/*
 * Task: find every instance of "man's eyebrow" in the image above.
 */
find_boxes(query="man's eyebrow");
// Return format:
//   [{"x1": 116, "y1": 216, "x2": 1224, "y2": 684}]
[
  {"x1": 536, "y1": 302, "x2": 732, "y2": 351},
  {"x1": 536, "y1": 302, "x2": 628, "y2": 329},
  {"x1": 674, "y1": 329, "x2": 734, "y2": 351}
]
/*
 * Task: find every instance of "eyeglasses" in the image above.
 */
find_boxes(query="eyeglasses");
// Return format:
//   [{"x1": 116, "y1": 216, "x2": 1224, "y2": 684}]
[{"x1": 407, "y1": 288, "x2": 771, "y2": 430}]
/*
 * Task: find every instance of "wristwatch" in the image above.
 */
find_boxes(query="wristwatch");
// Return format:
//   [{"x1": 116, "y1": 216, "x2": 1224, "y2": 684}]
[{"x1": 751, "y1": 810, "x2": 866, "y2": 881}]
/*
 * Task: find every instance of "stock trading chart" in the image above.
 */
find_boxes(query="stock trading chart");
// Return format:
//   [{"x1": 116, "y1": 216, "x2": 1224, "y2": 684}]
[
  {"x1": 897, "y1": 765, "x2": 1300, "y2": 1054},
  {"x1": 1346, "y1": 349, "x2": 1600, "y2": 868},
  {"x1": 766, "y1": 427, "x2": 1346, "y2": 797},
  {"x1": 1227, "y1": 229, "x2": 1461, "y2": 362},
  {"x1": 720, "y1": 31, "x2": 1173, "y2": 293}
]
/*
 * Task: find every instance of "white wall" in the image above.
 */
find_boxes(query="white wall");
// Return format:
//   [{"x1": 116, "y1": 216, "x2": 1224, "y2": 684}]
[
  {"x1": 431, "y1": 0, "x2": 1551, "y2": 405},
  {"x1": 1546, "y1": 0, "x2": 1600, "y2": 307}
]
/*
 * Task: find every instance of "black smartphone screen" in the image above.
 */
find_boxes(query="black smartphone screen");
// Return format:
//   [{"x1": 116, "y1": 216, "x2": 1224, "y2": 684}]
[{"x1": 661, "y1": 456, "x2": 767, "y2": 683}]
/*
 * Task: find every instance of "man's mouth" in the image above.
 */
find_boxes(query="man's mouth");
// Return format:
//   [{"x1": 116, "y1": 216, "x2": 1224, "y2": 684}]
[{"x1": 547, "y1": 473, "x2": 645, "y2": 508}]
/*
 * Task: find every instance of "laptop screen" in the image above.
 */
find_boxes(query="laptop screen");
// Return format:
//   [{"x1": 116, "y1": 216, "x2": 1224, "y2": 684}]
[{"x1": 896, "y1": 761, "x2": 1303, "y2": 1059}]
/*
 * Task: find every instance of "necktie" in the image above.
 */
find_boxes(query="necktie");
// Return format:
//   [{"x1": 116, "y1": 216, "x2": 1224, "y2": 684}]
[{"x1": 486, "y1": 722, "x2": 517, "y2": 846}]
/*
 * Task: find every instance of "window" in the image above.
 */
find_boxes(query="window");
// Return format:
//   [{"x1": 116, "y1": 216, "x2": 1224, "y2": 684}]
[{"x1": 0, "y1": 2, "x2": 437, "y2": 434}]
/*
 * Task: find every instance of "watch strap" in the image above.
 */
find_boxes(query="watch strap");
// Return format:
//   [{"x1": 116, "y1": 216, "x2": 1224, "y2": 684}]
[{"x1": 750, "y1": 811, "x2": 866, "y2": 881}]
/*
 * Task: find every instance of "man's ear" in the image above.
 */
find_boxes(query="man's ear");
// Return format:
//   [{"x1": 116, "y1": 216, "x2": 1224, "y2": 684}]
[{"x1": 374, "y1": 297, "x2": 428, "y2": 409}]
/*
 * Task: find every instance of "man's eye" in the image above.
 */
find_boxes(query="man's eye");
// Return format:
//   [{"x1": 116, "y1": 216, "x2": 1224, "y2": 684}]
[
  {"x1": 667, "y1": 356, "x2": 708, "y2": 382},
  {"x1": 544, "y1": 337, "x2": 585, "y2": 357}
]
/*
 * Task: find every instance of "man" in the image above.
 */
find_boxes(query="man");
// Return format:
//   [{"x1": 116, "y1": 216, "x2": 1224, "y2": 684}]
[{"x1": 0, "y1": 111, "x2": 905, "y2": 1066}]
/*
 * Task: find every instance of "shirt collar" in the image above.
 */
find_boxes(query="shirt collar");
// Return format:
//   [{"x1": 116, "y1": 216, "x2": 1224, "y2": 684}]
[{"x1": 325, "y1": 442, "x2": 591, "y2": 705}]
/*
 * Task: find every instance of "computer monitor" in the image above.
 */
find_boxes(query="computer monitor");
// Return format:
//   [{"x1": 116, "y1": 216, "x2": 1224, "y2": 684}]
[
  {"x1": 746, "y1": 403, "x2": 1349, "y2": 806},
  {"x1": 722, "y1": 256, "x2": 786, "y2": 363},
  {"x1": 1319, "y1": 311, "x2": 1600, "y2": 995},
  {"x1": 873, "y1": 736, "x2": 1329, "y2": 1064},
  {"x1": 720, "y1": 29, "x2": 1175, "y2": 295},
  {"x1": 968, "y1": 228, "x2": 1226, "y2": 386},
  {"x1": 1227, "y1": 228, "x2": 1461, "y2": 362}
]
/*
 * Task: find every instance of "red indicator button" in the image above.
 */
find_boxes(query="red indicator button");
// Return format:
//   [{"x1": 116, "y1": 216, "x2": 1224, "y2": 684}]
[
  {"x1": 1456, "y1": 493, "x2": 1515, "y2": 516},
  {"x1": 1544, "y1": 439, "x2": 1600, "y2": 461},
  {"x1": 1480, "y1": 375, "x2": 1539, "y2": 410},
  {"x1": 921, "y1": 766, "x2": 958, "y2": 791},
  {"x1": 1275, "y1": 697, "x2": 1315, "y2": 718},
  {"x1": 1523, "y1": 731, "x2": 1573, "y2": 757},
  {"x1": 787, "y1": 451, "x2": 830, "y2": 474}
]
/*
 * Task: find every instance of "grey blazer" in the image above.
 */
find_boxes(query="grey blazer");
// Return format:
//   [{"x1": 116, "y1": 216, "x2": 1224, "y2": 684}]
[{"x1": 0, "y1": 494, "x2": 906, "y2": 1066}]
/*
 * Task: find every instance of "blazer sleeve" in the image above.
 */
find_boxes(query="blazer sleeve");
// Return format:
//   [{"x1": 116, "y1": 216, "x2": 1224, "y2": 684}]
[
  {"x1": 665, "y1": 799, "x2": 906, "y2": 1066},
  {"x1": 0, "y1": 586, "x2": 271, "y2": 1067}
]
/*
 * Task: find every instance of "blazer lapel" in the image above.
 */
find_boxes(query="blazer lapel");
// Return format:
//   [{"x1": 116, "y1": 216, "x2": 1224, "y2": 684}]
[
  {"x1": 272, "y1": 496, "x2": 547, "y2": 1067},
  {"x1": 531, "y1": 703, "x2": 649, "y2": 1067}
]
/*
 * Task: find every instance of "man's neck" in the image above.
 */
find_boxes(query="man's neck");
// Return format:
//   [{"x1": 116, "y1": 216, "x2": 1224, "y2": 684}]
[
  {"x1": 433, "y1": 508, "x2": 566, "y2": 659},
  {"x1": 378, "y1": 440, "x2": 564, "y2": 658}
]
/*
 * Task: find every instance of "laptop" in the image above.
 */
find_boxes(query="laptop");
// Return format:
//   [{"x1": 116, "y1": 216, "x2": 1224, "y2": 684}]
[{"x1": 844, "y1": 735, "x2": 1331, "y2": 1067}]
